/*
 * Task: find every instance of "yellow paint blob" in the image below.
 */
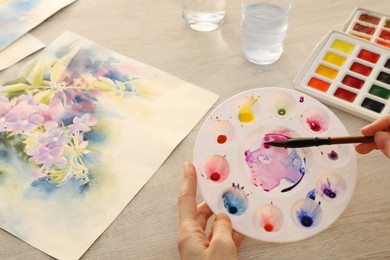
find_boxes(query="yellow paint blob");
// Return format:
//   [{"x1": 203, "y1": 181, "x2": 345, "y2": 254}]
[
  {"x1": 331, "y1": 39, "x2": 354, "y2": 54},
  {"x1": 323, "y1": 52, "x2": 346, "y2": 67},
  {"x1": 238, "y1": 97, "x2": 257, "y2": 123},
  {"x1": 315, "y1": 64, "x2": 338, "y2": 79}
]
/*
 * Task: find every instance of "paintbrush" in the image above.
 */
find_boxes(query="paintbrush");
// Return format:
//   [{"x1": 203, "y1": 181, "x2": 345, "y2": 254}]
[{"x1": 264, "y1": 135, "x2": 375, "y2": 148}]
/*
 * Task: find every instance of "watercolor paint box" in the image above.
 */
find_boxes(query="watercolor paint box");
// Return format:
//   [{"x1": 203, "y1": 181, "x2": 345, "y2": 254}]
[
  {"x1": 294, "y1": 30, "x2": 390, "y2": 122},
  {"x1": 343, "y1": 8, "x2": 390, "y2": 49}
]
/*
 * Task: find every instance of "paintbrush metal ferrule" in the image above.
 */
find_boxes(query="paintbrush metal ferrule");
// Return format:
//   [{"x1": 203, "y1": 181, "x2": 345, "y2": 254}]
[{"x1": 265, "y1": 136, "x2": 375, "y2": 148}]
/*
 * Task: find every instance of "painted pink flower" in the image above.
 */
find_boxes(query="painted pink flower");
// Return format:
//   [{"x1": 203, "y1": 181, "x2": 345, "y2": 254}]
[
  {"x1": 29, "y1": 146, "x2": 67, "y2": 169},
  {"x1": 68, "y1": 113, "x2": 97, "y2": 134},
  {"x1": 5, "y1": 95, "x2": 44, "y2": 133},
  {"x1": 0, "y1": 96, "x2": 11, "y2": 131},
  {"x1": 37, "y1": 95, "x2": 64, "y2": 124},
  {"x1": 37, "y1": 127, "x2": 68, "y2": 149}
]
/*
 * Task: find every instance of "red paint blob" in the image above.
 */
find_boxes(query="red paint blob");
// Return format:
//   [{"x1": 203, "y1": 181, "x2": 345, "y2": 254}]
[
  {"x1": 308, "y1": 120, "x2": 321, "y2": 132},
  {"x1": 217, "y1": 134, "x2": 227, "y2": 144},
  {"x1": 263, "y1": 223, "x2": 274, "y2": 232},
  {"x1": 210, "y1": 172, "x2": 221, "y2": 181}
]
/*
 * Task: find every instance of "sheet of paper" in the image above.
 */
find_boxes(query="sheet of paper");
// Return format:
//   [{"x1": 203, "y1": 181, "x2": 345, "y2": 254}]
[
  {"x1": 0, "y1": 34, "x2": 44, "y2": 71},
  {"x1": 0, "y1": 0, "x2": 76, "y2": 52},
  {"x1": 0, "y1": 31, "x2": 219, "y2": 260}
]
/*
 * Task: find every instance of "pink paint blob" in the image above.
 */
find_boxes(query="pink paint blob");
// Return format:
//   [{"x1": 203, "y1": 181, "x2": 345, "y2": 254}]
[
  {"x1": 245, "y1": 133, "x2": 305, "y2": 192},
  {"x1": 203, "y1": 155, "x2": 230, "y2": 183}
]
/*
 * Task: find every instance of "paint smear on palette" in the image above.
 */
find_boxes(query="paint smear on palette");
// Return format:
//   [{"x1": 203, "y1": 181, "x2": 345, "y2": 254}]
[
  {"x1": 222, "y1": 183, "x2": 248, "y2": 215},
  {"x1": 203, "y1": 155, "x2": 230, "y2": 182},
  {"x1": 244, "y1": 132, "x2": 306, "y2": 192},
  {"x1": 255, "y1": 203, "x2": 284, "y2": 232},
  {"x1": 238, "y1": 96, "x2": 257, "y2": 123},
  {"x1": 294, "y1": 190, "x2": 322, "y2": 228}
]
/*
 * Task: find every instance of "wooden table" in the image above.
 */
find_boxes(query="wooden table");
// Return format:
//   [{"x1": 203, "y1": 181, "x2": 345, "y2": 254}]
[{"x1": 0, "y1": 0, "x2": 389, "y2": 259}]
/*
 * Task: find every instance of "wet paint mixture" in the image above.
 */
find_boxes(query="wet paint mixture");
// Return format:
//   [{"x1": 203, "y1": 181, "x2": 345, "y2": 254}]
[
  {"x1": 257, "y1": 203, "x2": 284, "y2": 232},
  {"x1": 244, "y1": 133, "x2": 306, "y2": 192},
  {"x1": 238, "y1": 96, "x2": 258, "y2": 123},
  {"x1": 295, "y1": 189, "x2": 322, "y2": 228},
  {"x1": 222, "y1": 183, "x2": 248, "y2": 216}
]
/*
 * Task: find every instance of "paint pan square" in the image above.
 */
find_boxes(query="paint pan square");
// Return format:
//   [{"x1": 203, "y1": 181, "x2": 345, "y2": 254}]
[
  {"x1": 350, "y1": 62, "x2": 372, "y2": 76},
  {"x1": 386, "y1": 20, "x2": 390, "y2": 29},
  {"x1": 315, "y1": 64, "x2": 338, "y2": 79},
  {"x1": 361, "y1": 98, "x2": 385, "y2": 113},
  {"x1": 385, "y1": 59, "x2": 390, "y2": 69},
  {"x1": 358, "y1": 13, "x2": 380, "y2": 25},
  {"x1": 194, "y1": 88, "x2": 357, "y2": 243},
  {"x1": 342, "y1": 75, "x2": 364, "y2": 89},
  {"x1": 334, "y1": 87, "x2": 357, "y2": 102},
  {"x1": 353, "y1": 23, "x2": 375, "y2": 35},
  {"x1": 357, "y1": 49, "x2": 380, "y2": 63},
  {"x1": 380, "y1": 30, "x2": 390, "y2": 41},
  {"x1": 323, "y1": 52, "x2": 346, "y2": 67},
  {"x1": 369, "y1": 85, "x2": 390, "y2": 100},
  {"x1": 308, "y1": 77, "x2": 330, "y2": 92},
  {"x1": 377, "y1": 71, "x2": 390, "y2": 85},
  {"x1": 331, "y1": 39, "x2": 354, "y2": 54}
]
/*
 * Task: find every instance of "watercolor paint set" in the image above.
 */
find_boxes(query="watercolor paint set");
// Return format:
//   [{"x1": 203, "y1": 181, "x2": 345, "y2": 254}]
[
  {"x1": 294, "y1": 30, "x2": 390, "y2": 122},
  {"x1": 193, "y1": 88, "x2": 357, "y2": 242},
  {"x1": 343, "y1": 8, "x2": 390, "y2": 49}
]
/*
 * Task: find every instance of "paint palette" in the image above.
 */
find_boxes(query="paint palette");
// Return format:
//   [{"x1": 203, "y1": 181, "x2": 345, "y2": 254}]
[
  {"x1": 294, "y1": 30, "x2": 390, "y2": 122},
  {"x1": 343, "y1": 8, "x2": 390, "y2": 49},
  {"x1": 193, "y1": 88, "x2": 357, "y2": 242}
]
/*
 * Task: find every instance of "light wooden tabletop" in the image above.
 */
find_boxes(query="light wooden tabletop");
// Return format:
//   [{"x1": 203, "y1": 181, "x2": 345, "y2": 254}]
[{"x1": 0, "y1": 0, "x2": 390, "y2": 259}]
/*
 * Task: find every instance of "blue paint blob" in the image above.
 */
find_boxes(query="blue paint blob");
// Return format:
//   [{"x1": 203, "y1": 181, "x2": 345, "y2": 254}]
[
  {"x1": 222, "y1": 183, "x2": 248, "y2": 216},
  {"x1": 295, "y1": 191, "x2": 322, "y2": 229}
]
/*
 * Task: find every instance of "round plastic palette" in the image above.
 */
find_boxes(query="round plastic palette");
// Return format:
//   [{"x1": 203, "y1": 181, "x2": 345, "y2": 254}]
[{"x1": 193, "y1": 88, "x2": 357, "y2": 242}]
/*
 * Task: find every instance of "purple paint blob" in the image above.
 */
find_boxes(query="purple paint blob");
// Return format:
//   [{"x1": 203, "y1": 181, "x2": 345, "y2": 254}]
[
  {"x1": 327, "y1": 150, "x2": 339, "y2": 160},
  {"x1": 244, "y1": 133, "x2": 306, "y2": 192}
]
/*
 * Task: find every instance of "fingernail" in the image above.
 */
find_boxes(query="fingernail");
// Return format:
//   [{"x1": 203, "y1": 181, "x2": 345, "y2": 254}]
[
  {"x1": 375, "y1": 131, "x2": 390, "y2": 150},
  {"x1": 215, "y1": 213, "x2": 231, "y2": 222}
]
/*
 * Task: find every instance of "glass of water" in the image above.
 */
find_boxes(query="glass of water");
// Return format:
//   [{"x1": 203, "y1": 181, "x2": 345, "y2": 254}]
[
  {"x1": 182, "y1": 0, "x2": 227, "y2": 32},
  {"x1": 241, "y1": 0, "x2": 291, "y2": 65}
]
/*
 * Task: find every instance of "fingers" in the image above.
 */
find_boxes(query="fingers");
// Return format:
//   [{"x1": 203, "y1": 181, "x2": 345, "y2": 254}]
[
  {"x1": 232, "y1": 231, "x2": 245, "y2": 249},
  {"x1": 361, "y1": 115, "x2": 390, "y2": 136},
  {"x1": 355, "y1": 142, "x2": 376, "y2": 154},
  {"x1": 197, "y1": 202, "x2": 213, "y2": 230},
  {"x1": 209, "y1": 213, "x2": 235, "y2": 245},
  {"x1": 178, "y1": 162, "x2": 198, "y2": 223},
  {"x1": 375, "y1": 131, "x2": 390, "y2": 158}
]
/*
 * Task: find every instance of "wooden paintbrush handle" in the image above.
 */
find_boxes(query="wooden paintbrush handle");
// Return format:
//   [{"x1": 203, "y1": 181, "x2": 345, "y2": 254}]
[{"x1": 330, "y1": 136, "x2": 375, "y2": 144}]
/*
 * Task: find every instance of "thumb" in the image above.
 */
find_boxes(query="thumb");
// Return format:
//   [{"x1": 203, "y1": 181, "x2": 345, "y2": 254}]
[
  {"x1": 375, "y1": 131, "x2": 390, "y2": 159},
  {"x1": 211, "y1": 213, "x2": 233, "y2": 238}
]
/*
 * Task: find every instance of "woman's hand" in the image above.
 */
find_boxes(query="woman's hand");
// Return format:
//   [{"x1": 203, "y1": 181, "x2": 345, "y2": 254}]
[
  {"x1": 177, "y1": 162, "x2": 245, "y2": 260},
  {"x1": 355, "y1": 115, "x2": 390, "y2": 158}
]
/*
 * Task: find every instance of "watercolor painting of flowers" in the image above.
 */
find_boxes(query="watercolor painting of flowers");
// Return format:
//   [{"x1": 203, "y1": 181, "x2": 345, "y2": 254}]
[{"x1": 0, "y1": 31, "x2": 218, "y2": 260}]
